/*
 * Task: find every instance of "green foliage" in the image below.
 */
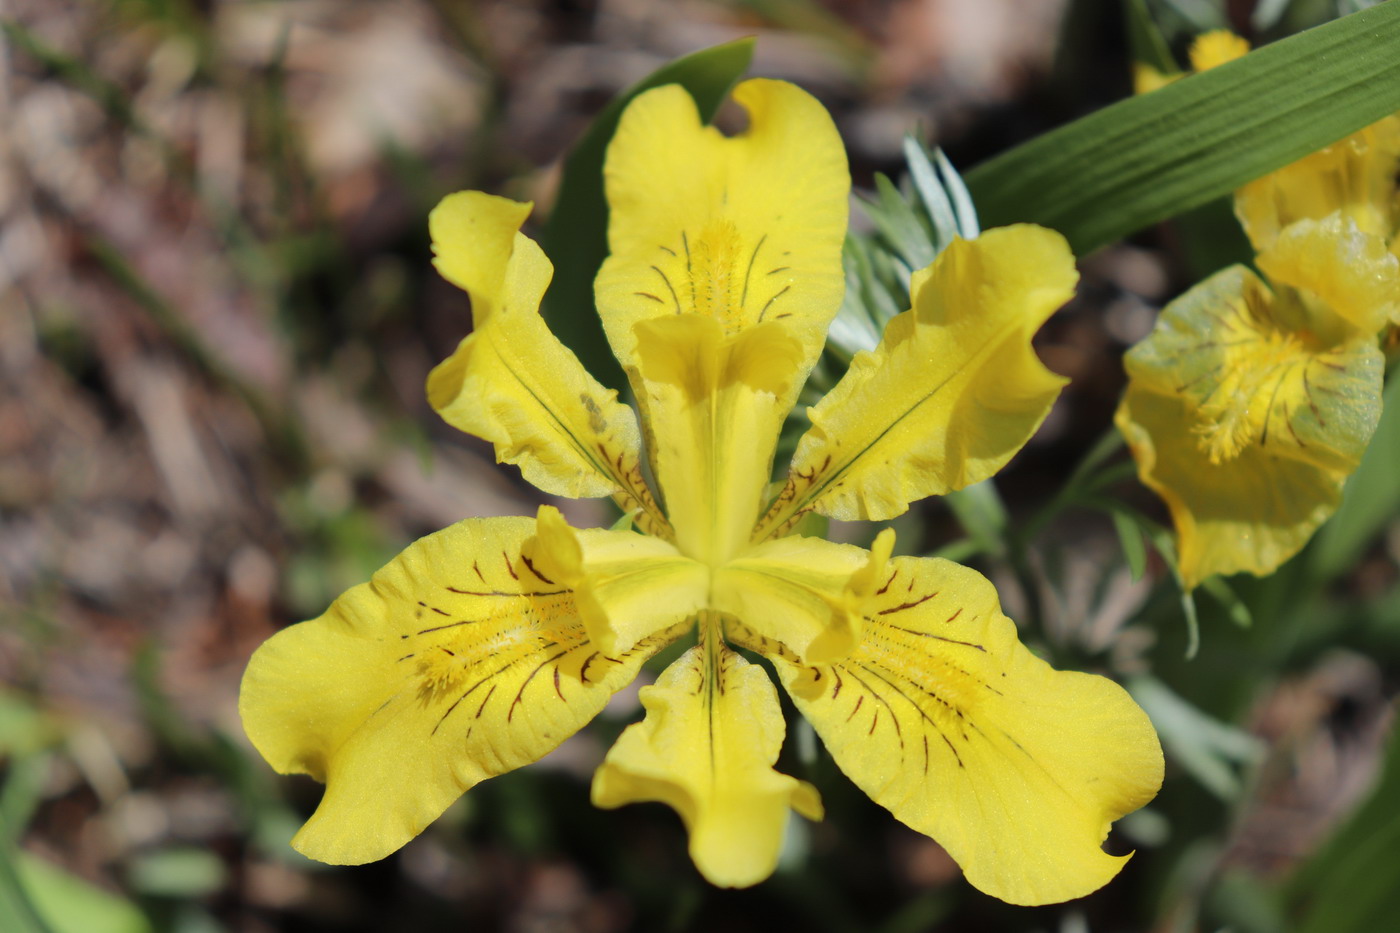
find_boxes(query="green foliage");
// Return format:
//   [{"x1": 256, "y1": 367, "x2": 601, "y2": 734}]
[{"x1": 967, "y1": 1, "x2": 1400, "y2": 254}]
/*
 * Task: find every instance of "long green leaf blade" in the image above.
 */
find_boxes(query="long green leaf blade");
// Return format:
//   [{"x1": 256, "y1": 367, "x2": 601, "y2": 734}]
[
  {"x1": 966, "y1": 3, "x2": 1400, "y2": 254},
  {"x1": 540, "y1": 39, "x2": 755, "y2": 392}
]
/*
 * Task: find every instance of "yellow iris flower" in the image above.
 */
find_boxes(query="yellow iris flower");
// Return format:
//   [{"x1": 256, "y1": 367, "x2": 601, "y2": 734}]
[
  {"x1": 1132, "y1": 28, "x2": 1250, "y2": 95},
  {"x1": 240, "y1": 78, "x2": 1163, "y2": 905},
  {"x1": 1117, "y1": 55, "x2": 1398, "y2": 587}
]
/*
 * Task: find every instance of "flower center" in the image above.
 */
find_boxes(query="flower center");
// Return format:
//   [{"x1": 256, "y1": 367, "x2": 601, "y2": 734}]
[{"x1": 1190, "y1": 328, "x2": 1304, "y2": 464}]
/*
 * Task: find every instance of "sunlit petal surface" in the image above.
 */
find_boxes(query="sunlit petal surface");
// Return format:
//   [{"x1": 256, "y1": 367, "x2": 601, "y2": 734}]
[
  {"x1": 592, "y1": 628, "x2": 823, "y2": 888},
  {"x1": 239, "y1": 516, "x2": 685, "y2": 864},
  {"x1": 524, "y1": 505, "x2": 709, "y2": 655},
  {"x1": 1235, "y1": 114, "x2": 1400, "y2": 253},
  {"x1": 1255, "y1": 214, "x2": 1400, "y2": 333},
  {"x1": 427, "y1": 192, "x2": 667, "y2": 533},
  {"x1": 594, "y1": 79, "x2": 848, "y2": 561},
  {"x1": 1117, "y1": 263, "x2": 1382, "y2": 586},
  {"x1": 760, "y1": 225, "x2": 1074, "y2": 535},
  {"x1": 763, "y1": 557, "x2": 1163, "y2": 906}
]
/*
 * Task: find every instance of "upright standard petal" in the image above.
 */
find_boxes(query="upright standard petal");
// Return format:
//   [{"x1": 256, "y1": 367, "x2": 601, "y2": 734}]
[
  {"x1": 591, "y1": 628, "x2": 822, "y2": 888},
  {"x1": 593, "y1": 79, "x2": 849, "y2": 561},
  {"x1": 427, "y1": 192, "x2": 667, "y2": 533},
  {"x1": 239, "y1": 517, "x2": 686, "y2": 865},
  {"x1": 594, "y1": 78, "x2": 848, "y2": 382},
  {"x1": 1235, "y1": 115, "x2": 1400, "y2": 253},
  {"x1": 757, "y1": 226, "x2": 1074, "y2": 538},
  {"x1": 767, "y1": 557, "x2": 1163, "y2": 906},
  {"x1": 1116, "y1": 263, "x2": 1382, "y2": 586}
]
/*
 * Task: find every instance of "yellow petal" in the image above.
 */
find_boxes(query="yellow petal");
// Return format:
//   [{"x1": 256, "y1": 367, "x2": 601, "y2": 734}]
[
  {"x1": 595, "y1": 78, "x2": 848, "y2": 390},
  {"x1": 1235, "y1": 115, "x2": 1400, "y2": 252},
  {"x1": 239, "y1": 516, "x2": 686, "y2": 865},
  {"x1": 712, "y1": 530, "x2": 894, "y2": 666},
  {"x1": 1255, "y1": 214, "x2": 1400, "y2": 334},
  {"x1": 758, "y1": 225, "x2": 1074, "y2": 536},
  {"x1": 523, "y1": 505, "x2": 708, "y2": 656},
  {"x1": 630, "y1": 313, "x2": 806, "y2": 561},
  {"x1": 1122, "y1": 263, "x2": 1383, "y2": 476},
  {"x1": 1187, "y1": 30, "x2": 1249, "y2": 72},
  {"x1": 1116, "y1": 383, "x2": 1357, "y2": 588},
  {"x1": 591, "y1": 628, "x2": 823, "y2": 888},
  {"x1": 427, "y1": 191, "x2": 667, "y2": 534},
  {"x1": 1132, "y1": 62, "x2": 1180, "y2": 95},
  {"x1": 765, "y1": 557, "x2": 1162, "y2": 906}
]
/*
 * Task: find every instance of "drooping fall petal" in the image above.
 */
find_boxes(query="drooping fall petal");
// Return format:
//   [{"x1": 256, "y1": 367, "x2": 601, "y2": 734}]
[
  {"x1": 591, "y1": 630, "x2": 822, "y2": 888},
  {"x1": 427, "y1": 191, "x2": 667, "y2": 533},
  {"x1": 1116, "y1": 384, "x2": 1351, "y2": 588},
  {"x1": 239, "y1": 516, "x2": 686, "y2": 865},
  {"x1": 766, "y1": 557, "x2": 1162, "y2": 906},
  {"x1": 758, "y1": 225, "x2": 1074, "y2": 537},
  {"x1": 1116, "y1": 261, "x2": 1383, "y2": 586}
]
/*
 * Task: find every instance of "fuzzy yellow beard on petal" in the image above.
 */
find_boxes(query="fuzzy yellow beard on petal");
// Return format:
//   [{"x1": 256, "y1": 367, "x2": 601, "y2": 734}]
[{"x1": 1187, "y1": 326, "x2": 1309, "y2": 465}]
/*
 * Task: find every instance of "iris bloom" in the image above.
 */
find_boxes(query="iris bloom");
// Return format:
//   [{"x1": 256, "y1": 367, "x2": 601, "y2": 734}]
[
  {"x1": 240, "y1": 79, "x2": 1163, "y2": 905},
  {"x1": 1116, "y1": 86, "x2": 1398, "y2": 587}
]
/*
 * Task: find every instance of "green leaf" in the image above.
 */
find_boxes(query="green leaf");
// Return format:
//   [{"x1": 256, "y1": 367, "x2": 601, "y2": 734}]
[
  {"x1": 1110, "y1": 508, "x2": 1148, "y2": 582},
  {"x1": 539, "y1": 39, "x2": 755, "y2": 392},
  {"x1": 1125, "y1": 0, "x2": 1179, "y2": 74},
  {"x1": 126, "y1": 849, "x2": 225, "y2": 899},
  {"x1": 1, "y1": 852, "x2": 151, "y2": 933},
  {"x1": 966, "y1": 2, "x2": 1400, "y2": 254},
  {"x1": 1129, "y1": 675, "x2": 1263, "y2": 801},
  {"x1": 1200, "y1": 575, "x2": 1253, "y2": 628}
]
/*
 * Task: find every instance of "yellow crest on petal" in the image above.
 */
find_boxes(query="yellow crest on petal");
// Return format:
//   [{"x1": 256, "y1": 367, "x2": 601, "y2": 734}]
[
  {"x1": 523, "y1": 505, "x2": 708, "y2": 656},
  {"x1": 1255, "y1": 214, "x2": 1400, "y2": 334}
]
